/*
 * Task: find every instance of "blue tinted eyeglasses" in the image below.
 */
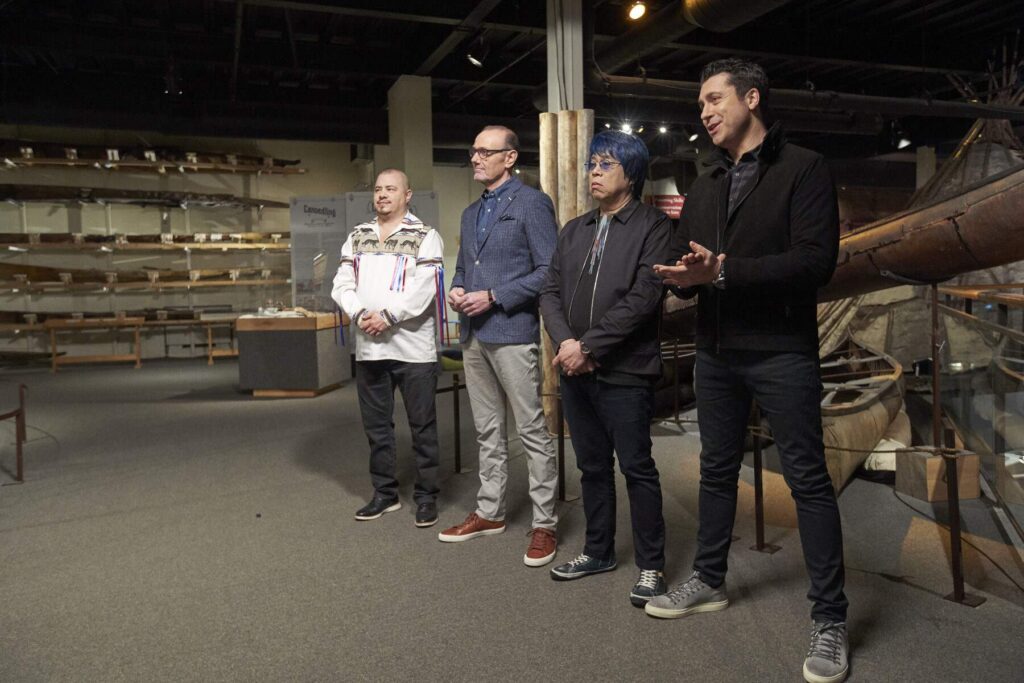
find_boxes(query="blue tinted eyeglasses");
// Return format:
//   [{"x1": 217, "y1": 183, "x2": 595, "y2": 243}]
[{"x1": 585, "y1": 159, "x2": 622, "y2": 172}]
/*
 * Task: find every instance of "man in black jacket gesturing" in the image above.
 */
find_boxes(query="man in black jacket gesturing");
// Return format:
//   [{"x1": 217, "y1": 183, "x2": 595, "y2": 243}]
[{"x1": 650, "y1": 59, "x2": 850, "y2": 683}]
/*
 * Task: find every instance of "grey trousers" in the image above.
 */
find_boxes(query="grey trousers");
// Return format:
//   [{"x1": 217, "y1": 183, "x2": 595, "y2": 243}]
[{"x1": 462, "y1": 335, "x2": 558, "y2": 529}]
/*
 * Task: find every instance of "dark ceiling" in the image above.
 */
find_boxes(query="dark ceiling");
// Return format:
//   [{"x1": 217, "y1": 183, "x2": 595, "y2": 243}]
[{"x1": 2, "y1": 0, "x2": 1023, "y2": 176}]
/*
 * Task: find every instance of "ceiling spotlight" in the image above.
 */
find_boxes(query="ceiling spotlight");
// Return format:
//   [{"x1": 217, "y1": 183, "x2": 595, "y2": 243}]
[
  {"x1": 621, "y1": 123, "x2": 633, "y2": 134},
  {"x1": 658, "y1": 126, "x2": 667, "y2": 134},
  {"x1": 688, "y1": 132, "x2": 699, "y2": 142},
  {"x1": 466, "y1": 35, "x2": 490, "y2": 68},
  {"x1": 897, "y1": 137, "x2": 912, "y2": 150},
  {"x1": 604, "y1": 122, "x2": 611, "y2": 129},
  {"x1": 628, "y1": 1, "x2": 647, "y2": 21},
  {"x1": 635, "y1": 125, "x2": 644, "y2": 133}
]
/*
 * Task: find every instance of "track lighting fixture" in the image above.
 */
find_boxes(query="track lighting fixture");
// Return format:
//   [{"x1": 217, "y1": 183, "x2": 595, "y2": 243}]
[
  {"x1": 466, "y1": 35, "x2": 490, "y2": 68},
  {"x1": 628, "y1": 2, "x2": 647, "y2": 21}
]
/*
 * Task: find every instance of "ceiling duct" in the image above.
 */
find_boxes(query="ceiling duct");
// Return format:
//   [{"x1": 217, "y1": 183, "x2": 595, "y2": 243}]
[{"x1": 593, "y1": 0, "x2": 792, "y2": 77}]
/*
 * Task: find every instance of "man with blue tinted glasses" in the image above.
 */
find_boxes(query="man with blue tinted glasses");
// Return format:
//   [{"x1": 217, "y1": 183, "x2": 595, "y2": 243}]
[{"x1": 539, "y1": 130, "x2": 671, "y2": 607}]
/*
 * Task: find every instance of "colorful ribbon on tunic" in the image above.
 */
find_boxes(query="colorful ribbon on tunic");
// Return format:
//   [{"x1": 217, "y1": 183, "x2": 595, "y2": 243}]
[
  {"x1": 389, "y1": 255, "x2": 408, "y2": 292},
  {"x1": 434, "y1": 265, "x2": 448, "y2": 346}
]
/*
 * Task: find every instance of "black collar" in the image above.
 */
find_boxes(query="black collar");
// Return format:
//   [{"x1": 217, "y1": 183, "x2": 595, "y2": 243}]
[
  {"x1": 584, "y1": 197, "x2": 641, "y2": 225},
  {"x1": 704, "y1": 120, "x2": 786, "y2": 173}
]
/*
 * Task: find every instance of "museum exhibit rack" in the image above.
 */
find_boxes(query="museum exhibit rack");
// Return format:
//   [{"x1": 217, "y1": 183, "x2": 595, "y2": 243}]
[{"x1": 0, "y1": 140, "x2": 305, "y2": 365}]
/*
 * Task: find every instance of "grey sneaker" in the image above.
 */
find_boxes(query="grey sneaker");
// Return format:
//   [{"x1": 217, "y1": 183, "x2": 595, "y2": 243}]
[
  {"x1": 644, "y1": 571, "x2": 729, "y2": 619},
  {"x1": 629, "y1": 569, "x2": 667, "y2": 607},
  {"x1": 803, "y1": 621, "x2": 849, "y2": 683}
]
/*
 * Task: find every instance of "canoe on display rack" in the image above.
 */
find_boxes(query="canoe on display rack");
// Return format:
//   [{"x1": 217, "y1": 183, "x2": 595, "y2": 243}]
[
  {"x1": 0, "y1": 184, "x2": 289, "y2": 210},
  {"x1": 1, "y1": 139, "x2": 306, "y2": 175},
  {"x1": 0, "y1": 232, "x2": 291, "y2": 251}
]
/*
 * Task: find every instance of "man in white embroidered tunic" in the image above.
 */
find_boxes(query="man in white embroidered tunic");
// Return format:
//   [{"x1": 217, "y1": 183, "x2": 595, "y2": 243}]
[{"x1": 332, "y1": 169, "x2": 445, "y2": 528}]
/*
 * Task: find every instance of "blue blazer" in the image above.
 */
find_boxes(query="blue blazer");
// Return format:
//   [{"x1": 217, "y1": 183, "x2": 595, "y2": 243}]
[{"x1": 451, "y1": 176, "x2": 558, "y2": 344}]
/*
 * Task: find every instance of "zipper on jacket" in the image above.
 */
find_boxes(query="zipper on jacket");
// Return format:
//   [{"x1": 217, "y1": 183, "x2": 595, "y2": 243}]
[
  {"x1": 589, "y1": 246, "x2": 606, "y2": 328},
  {"x1": 566, "y1": 222, "x2": 593, "y2": 336},
  {"x1": 715, "y1": 179, "x2": 724, "y2": 355}
]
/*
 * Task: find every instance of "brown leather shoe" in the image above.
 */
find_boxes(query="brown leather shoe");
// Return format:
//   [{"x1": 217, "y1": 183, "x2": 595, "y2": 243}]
[
  {"x1": 524, "y1": 527, "x2": 557, "y2": 567},
  {"x1": 437, "y1": 512, "x2": 506, "y2": 543}
]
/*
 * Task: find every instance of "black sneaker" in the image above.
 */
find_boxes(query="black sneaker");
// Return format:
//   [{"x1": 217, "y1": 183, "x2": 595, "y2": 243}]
[
  {"x1": 415, "y1": 501, "x2": 438, "y2": 528},
  {"x1": 629, "y1": 569, "x2": 667, "y2": 607},
  {"x1": 354, "y1": 495, "x2": 401, "y2": 521},
  {"x1": 550, "y1": 553, "x2": 617, "y2": 581}
]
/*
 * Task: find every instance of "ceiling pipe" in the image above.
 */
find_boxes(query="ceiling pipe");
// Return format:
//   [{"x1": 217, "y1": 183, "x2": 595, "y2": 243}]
[
  {"x1": 582, "y1": 0, "x2": 1024, "y2": 122},
  {"x1": 597, "y1": 76, "x2": 1024, "y2": 121},
  {"x1": 587, "y1": 94, "x2": 884, "y2": 135}
]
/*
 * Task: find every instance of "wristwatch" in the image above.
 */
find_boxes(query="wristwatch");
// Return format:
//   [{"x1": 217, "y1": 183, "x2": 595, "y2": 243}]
[
  {"x1": 712, "y1": 262, "x2": 726, "y2": 290},
  {"x1": 579, "y1": 340, "x2": 592, "y2": 356},
  {"x1": 487, "y1": 289, "x2": 495, "y2": 303}
]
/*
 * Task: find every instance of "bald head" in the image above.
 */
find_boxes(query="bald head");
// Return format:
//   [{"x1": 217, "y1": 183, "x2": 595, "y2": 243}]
[
  {"x1": 376, "y1": 168, "x2": 410, "y2": 192},
  {"x1": 374, "y1": 168, "x2": 413, "y2": 222},
  {"x1": 478, "y1": 126, "x2": 519, "y2": 152}
]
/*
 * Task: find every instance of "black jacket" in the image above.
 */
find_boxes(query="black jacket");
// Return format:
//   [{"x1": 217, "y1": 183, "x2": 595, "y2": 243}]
[
  {"x1": 673, "y1": 123, "x2": 839, "y2": 353},
  {"x1": 540, "y1": 200, "x2": 671, "y2": 377}
]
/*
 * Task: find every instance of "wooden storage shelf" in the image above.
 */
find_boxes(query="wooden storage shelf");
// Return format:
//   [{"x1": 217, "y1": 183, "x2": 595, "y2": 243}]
[
  {"x1": 34, "y1": 317, "x2": 241, "y2": 371},
  {"x1": 0, "y1": 278, "x2": 289, "y2": 294}
]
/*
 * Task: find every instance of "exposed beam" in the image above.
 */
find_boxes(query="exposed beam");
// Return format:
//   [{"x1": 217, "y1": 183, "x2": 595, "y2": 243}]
[
  {"x1": 284, "y1": 9, "x2": 299, "y2": 69},
  {"x1": 211, "y1": 0, "x2": 546, "y2": 36},
  {"x1": 229, "y1": 0, "x2": 244, "y2": 101},
  {"x1": 657, "y1": 41, "x2": 987, "y2": 80},
  {"x1": 414, "y1": 0, "x2": 503, "y2": 76}
]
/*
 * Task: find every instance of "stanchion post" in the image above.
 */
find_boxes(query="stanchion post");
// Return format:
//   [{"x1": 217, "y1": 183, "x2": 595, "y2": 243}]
[
  {"x1": 750, "y1": 403, "x2": 780, "y2": 553},
  {"x1": 930, "y1": 284, "x2": 943, "y2": 451},
  {"x1": 941, "y1": 448, "x2": 985, "y2": 607},
  {"x1": 929, "y1": 284, "x2": 984, "y2": 607},
  {"x1": 557, "y1": 394, "x2": 566, "y2": 501},
  {"x1": 16, "y1": 384, "x2": 26, "y2": 482},
  {"x1": 672, "y1": 339, "x2": 680, "y2": 422},
  {"x1": 452, "y1": 372, "x2": 462, "y2": 473}
]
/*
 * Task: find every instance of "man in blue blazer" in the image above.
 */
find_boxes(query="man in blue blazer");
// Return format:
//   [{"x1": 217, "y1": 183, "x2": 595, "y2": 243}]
[{"x1": 437, "y1": 125, "x2": 560, "y2": 568}]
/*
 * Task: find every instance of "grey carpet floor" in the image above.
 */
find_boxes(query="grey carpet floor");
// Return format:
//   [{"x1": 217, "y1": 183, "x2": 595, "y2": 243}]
[{"x1": 1, "y1": 360, "x2": 1022, "y2": 682}]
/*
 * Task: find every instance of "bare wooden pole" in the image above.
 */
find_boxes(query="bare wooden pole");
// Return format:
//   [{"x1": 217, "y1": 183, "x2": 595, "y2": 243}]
[
  {"x1": 576, "y1": 109, "x2": 594, "y2": 217},
  {"x1": 556, "y1": 110, "x2": 578, "y2": 227},
  {"x1": 539, "y1": 112, "x2": 561, "y2": 436}
]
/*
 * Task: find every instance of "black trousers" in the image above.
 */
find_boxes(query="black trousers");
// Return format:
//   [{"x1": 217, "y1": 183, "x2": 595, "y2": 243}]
[
  {"x1": 561, "y1": 375, "x2": 665, "y2": 570},
  {"x1": 355, "y1": 359, "x2": 440, "y2": 504},
  {"x1": 693, "y1": 349, "x2": 848, "y2": 622}
]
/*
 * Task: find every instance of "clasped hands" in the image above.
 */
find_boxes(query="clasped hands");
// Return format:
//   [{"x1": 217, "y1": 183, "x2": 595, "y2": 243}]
[
  {"x1": 448, "y1": 287, "x2": 493, "y2": 317},
  {"x1": 552, "y1": 339, "x2": 597, "y2": 377},
  {"x1": 357, "y1": 311, "x2": 390, "y2": 337},
  {"x1": 653, "y1": 241, "x2": 725, "y2": 287}
]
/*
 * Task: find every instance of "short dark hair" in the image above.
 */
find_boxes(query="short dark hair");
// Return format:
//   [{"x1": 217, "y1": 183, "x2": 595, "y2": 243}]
[
  {"x1": 480, "y1": 125, "x2": 520, "y2": 152},
  {"x1": 588, "y1": 130, "x2": 649, "y2": 200},
  {"x1": 700, "y1": 58, "x2": 770, "y2": 112}
]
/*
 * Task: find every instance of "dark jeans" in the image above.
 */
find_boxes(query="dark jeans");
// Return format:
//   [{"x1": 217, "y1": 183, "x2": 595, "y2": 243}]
[
  {"x1": 561, "y1": 375, "x2": 665, "y2": 570},
  {"x1": 355, "y1": 359, "x2": 440, "y2": 504},
  {"x1": 694, "y1": 349, "x2": 848, "y2": 622}
]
